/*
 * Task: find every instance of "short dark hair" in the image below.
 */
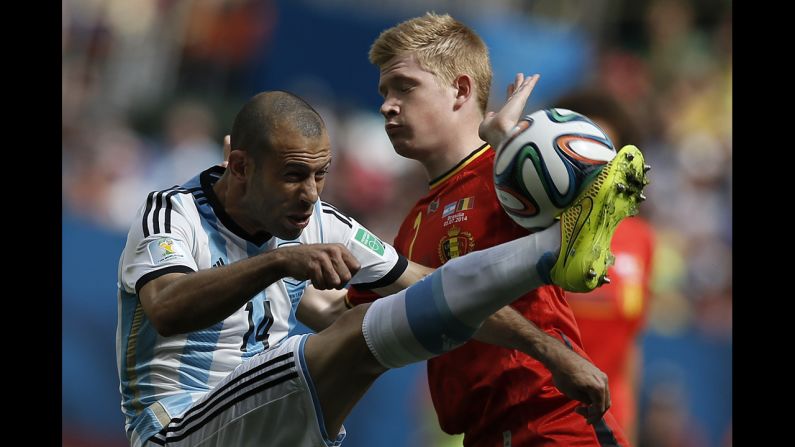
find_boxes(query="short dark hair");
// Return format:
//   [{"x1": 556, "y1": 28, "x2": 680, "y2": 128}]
[
  {"x1": 553, "y1": 89, "x2": 641, "y2": 147},
  {"x1": 230, "y1": 91, "x2": 325, "y2": 160}
]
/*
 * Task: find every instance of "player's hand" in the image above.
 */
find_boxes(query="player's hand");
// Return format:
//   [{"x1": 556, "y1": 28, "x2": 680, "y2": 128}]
[
  {"x1": 547, "y1": 345, "x2": 611, "y2": 425},
  {"x1": 276, "y1": 243, "x2": 361, "y2": 290},
  {"x1": 478, "y1": 73, "x2": 540, "y2": 149}
]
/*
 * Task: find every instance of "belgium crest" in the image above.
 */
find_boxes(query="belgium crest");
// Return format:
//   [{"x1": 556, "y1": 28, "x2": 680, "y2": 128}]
[{"x1": 438, "y1": 225, "x2": 475, "y2": 262}]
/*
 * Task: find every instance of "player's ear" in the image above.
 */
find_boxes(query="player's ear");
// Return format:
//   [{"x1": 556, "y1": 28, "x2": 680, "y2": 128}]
[
  {"x1": 227, "y1": 150, "x2": 250, "y2": 180},
  {"x1": 453, "y1": 74, "x2": 474, "y2": 110}
]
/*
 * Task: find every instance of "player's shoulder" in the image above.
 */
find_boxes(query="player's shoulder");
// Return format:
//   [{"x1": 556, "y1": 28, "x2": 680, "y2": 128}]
[
  {"x1": 460, "y1": 144, "x2": 496, "y2": 176},
  {"x1": 306, "y1": 200, "x2": 358, "y2": 244},
  {"x1": 463, "y1": 147, "x2": 499, "y2": 189},
  {"x1": 139, "y1": 184, "x2": 201, "y2": 213},
  {"x1": 135, "y1": 184, "x2": 202, "y2": 235},
  {"x1": 473, "y1": 144, "x2": 497, "y2": 167},
  {"x1": 317, "y1": 200, "x2": 355, "y2": 228}
]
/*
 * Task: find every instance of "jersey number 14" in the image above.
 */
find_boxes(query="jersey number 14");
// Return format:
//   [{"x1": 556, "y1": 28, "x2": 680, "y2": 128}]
[{"x1": 241, "y1": 300, "x2": 274, "y2": 351}]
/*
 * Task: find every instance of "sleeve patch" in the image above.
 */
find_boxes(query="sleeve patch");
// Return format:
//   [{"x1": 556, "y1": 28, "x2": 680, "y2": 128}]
[
  {"x1": 354, "y1": 228, "x2": 385, "y2": 256},
  {"x1": 147, "y1": 237, "x2": 186, "y2": 265}
]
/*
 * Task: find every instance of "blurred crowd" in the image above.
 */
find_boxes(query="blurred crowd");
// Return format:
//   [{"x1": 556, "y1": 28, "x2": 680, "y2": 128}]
[
  {"x1": 62, "y1": 0, "x2": 731, "y2": 446},
  {"x1": 597, "y1": 0, "x2": 732, "y2": 345}
]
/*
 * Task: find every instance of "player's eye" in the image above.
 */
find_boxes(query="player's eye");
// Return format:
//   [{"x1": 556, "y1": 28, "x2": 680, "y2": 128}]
[{"x1": 284, "y1": 172, "x2": 304, "y2": 181}]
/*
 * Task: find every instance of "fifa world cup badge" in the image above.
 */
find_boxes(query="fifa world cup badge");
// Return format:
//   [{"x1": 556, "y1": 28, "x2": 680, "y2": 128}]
[{"x1": 148, "y1": 237, "x2": 185, "y2": 264}]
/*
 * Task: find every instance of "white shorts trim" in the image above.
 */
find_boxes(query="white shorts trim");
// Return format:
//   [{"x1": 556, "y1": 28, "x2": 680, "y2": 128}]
[{"x1": 146, "y1": 334, "x2": 345, "y2": 447}]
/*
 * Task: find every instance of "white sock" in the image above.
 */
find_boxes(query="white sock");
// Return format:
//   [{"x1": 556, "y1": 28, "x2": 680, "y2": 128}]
[{"x1": 362, "y1": 223, "x2": 560, "y2": 368}]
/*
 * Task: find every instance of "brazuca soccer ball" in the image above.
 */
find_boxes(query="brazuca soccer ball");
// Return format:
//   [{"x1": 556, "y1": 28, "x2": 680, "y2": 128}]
[{"x1": 493, "y1": 108, "x2": 617, "y2": 231}]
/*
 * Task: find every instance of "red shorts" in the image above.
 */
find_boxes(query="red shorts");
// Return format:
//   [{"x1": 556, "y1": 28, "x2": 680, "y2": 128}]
[
  {"x1": 464, "y1": 400, "x2": 629, "y2": 447},
  {"x1": 462, "y1": 330, "x2": 630, "y2": 447}
]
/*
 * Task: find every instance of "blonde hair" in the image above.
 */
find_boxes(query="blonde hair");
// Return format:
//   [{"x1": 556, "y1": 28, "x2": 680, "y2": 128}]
[{"x1": 369, "y1": 12, "x2": 492, "y2": 114}]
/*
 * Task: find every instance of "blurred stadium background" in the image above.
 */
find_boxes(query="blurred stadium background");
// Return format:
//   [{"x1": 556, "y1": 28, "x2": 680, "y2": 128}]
[{"x1": 62, "y1": 0, "x2": 731, "y2": 446}]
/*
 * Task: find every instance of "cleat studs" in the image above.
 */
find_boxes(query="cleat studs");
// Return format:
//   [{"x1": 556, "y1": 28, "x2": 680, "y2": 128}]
[
  {"x1": 587, "y1": 268, "x2": 597, "y2": 279},
  {"x1": 638, "y1": 193, "x2": 647, "y2": 202},
  {"x1": 625, "y1": 173, "x2": 645, "y2": 189},
  {"x1": 643, "y1": 164, "x2": 651, "y2": 173},
  {"x1": 617, "y1": 183, "x2": 627, "y2": 193},
  {"x1": 602, "y1": 276, "x2": 611, "y2": 285},
  {"x1": 625, "y1": 152, "x2": 635, "y2": 161}
]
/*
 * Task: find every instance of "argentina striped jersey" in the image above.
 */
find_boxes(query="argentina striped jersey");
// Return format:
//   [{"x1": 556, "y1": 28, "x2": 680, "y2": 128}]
[{"x1": 115, "y1": 165, "x2": 406, "y2": 446}]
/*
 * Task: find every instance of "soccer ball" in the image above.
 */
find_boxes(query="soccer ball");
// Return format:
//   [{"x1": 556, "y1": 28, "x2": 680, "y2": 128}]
[{"x1": 493, "y1": 108, "x2": 617, "y2": 231}]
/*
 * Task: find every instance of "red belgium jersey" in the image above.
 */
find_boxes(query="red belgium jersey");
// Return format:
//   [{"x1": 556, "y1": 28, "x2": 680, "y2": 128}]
[
  {"x1": 367, "y1": 145, "x2": 589, "y2": 441},
  {"x1": 566, "y1": 217, "x2": 655, "y2": 433}
]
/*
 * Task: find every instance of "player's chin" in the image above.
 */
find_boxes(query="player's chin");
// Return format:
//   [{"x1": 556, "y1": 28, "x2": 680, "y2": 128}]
[
  {"x1": 387, "y1": 133, "x2": 410, "y2": 148},
  {"x1": 391, "y1": 140, "x2": 422, "y2": 159},
  {"x1": 280, "y1": 217, "x2": 309, "y2": 239}
]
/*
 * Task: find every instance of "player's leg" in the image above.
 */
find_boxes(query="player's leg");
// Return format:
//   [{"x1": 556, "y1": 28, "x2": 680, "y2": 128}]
[
  {"x1": 302, "y1": 304, "x2": 386, "y2": 443},
  {"x1": 301, "y1": 223, "x2": 564, "y2": 440},
  {"x1": 304, "y1": 145, "x2": 648, "y2": 440},
  {"x1": 361, "y1": 145, "x2": 648, "y2": 367},
  {"x1": 301, "y1": 217, "x2": 565, "y2": 435}
]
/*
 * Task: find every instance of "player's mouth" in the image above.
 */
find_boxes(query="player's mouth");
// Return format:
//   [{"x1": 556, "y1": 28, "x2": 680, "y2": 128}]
[
  {"x1": 385, "y1": 123, "x2": 404, "y2": 135},
  {"x1": 287, "y1": 213, "x2": 312, "y2": 229}
]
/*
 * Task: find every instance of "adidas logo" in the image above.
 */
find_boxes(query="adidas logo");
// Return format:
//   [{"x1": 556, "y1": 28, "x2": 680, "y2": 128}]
[{"x1": 213, "y1": 258, "x2": 226, "y2": 268}]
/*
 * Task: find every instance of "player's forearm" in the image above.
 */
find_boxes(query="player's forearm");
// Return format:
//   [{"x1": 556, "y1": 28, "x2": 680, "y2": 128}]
[
  {"x1": 296, "y1": 287, "x2": 349, "y2": 332},
  {"x1": 472, "y1": 305, "x2": 567, "y2": 367},
  {"x1": 371, "y1": 260, "x2": 433, "y2": 296},
  {"x1": 147, "y1": 252, "x2": 289, "y2": 336}
]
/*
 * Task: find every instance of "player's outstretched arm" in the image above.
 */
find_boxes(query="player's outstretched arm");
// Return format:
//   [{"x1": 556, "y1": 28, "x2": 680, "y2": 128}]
[
  {"x1": 348, "y1": 259, "x2": 610, "y2": 423},
  {"x1": 139, "y1": 243, "x2": 360, "y2": 336},
  {"x1": 475, "y1": 306, "x2": 611, "y2": 425}
]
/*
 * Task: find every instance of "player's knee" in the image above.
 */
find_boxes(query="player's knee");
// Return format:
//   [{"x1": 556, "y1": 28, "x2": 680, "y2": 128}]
[{"x1": 319, "y1": 303, "x2": 386, "y2": 376}]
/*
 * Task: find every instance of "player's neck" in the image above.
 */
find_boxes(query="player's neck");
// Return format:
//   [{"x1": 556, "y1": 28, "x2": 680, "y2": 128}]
[
  {"x1": 212, "y1": 173, "x2": 261, "y2": 235},
  {"x1": 212, "y1": 173, "x2": 232, "y2": 210},
  {"x1": 421, "y1": 131, "x2": 485, "y2": 182}
]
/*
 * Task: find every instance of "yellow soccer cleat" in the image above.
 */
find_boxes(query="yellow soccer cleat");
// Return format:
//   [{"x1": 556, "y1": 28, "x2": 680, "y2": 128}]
[{"x1": 550, "y1": 145, "x2": 649, "y2": 292}]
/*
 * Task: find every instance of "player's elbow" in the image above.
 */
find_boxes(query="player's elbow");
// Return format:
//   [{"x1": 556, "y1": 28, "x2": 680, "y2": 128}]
[
  {"x1": 153, "y1": 322, "x2": 179, "y2": 338},
  {"x1": 146, "y1": 308, "x2": 183, "y2": 337}
]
